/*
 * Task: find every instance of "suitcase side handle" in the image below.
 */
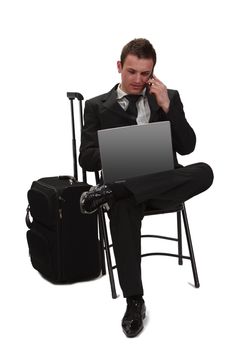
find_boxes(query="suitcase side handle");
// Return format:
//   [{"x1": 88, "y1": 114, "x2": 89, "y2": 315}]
[{"x1": 25, "y1": 205, "x2": 32, "y2": 229}]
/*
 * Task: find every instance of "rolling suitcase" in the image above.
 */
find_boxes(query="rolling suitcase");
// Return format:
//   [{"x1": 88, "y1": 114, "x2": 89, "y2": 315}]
[{"x1": 26, "y1": 92, "x2": 102, "y2": 283}]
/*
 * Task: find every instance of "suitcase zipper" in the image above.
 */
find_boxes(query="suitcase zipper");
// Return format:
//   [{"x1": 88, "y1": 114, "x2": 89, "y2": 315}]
[
  {"x1": 38, "y1": 179, "x2": 76, "y2": 192},
  {"x1": 35, "y1": 180, "x2": 64, "y2": 281},
  {"x1": 37, "y1": 181, "x2": 65, "y2": 219},
  {"x1": 37, "y1": 180, "x2": 60, "y2": 193}
]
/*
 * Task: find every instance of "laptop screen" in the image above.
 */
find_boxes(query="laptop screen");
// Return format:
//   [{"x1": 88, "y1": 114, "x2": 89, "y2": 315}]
[{"x1": 98, "y1": 121, "x2": 174, "y2": 184}]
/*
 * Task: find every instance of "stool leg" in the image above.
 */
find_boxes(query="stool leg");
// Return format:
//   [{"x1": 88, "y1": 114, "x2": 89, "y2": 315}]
[
  {"x1": 98, "y1": 208, "x2": 117, "y2": 298},
  {"x1": 177, "y1": 211, "x2": 183, "y2": 265},
  {"x1": 98, "y1": 216, "x2": 106, "y2": 276},
  {"x1": 182, "y1": 205, "x2": 200, "y2": 288}
]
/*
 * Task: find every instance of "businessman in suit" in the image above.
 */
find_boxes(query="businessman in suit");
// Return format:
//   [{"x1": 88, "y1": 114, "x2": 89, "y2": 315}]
[{"x1": 79, "y1": 38, "x2": 213, "y2": 337}]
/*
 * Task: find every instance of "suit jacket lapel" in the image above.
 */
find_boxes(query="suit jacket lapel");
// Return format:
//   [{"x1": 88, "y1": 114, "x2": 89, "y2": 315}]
[
  {"x1": 147, "y1": 91, "x2": 163, "y2": 122},
  {"x1": 102, "y1": 85, "x2": 137, "y2": 123}
]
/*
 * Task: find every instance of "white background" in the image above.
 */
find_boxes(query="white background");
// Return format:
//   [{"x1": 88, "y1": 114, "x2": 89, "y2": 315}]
[{"x1": 1, "y1": 0, "x2": 240, "y2": 348}]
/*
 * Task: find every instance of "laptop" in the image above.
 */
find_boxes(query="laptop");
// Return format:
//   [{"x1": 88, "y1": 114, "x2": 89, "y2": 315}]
[{"x1": 97, "y1": 121, "x2": 174, "y2": 184}]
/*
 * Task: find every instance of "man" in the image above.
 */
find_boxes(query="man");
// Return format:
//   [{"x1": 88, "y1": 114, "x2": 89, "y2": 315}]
[{"x1": 79, "y1": 38, "x2": 213, "y2": 337}]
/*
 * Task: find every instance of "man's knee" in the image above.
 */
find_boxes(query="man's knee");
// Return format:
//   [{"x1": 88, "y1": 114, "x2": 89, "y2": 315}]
[{"x1": 193, "y1": 162, "x2": 214, "y2": 191}]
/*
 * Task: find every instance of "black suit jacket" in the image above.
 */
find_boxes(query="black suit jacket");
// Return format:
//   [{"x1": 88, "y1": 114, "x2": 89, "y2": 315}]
[{"x1": 79, "y1": 84, "x2": 196, "y2": 172}]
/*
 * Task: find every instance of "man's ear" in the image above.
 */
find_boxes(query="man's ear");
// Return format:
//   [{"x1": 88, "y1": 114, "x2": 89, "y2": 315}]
[{"x1": 117, "y1": 61, "x2": 122, "y2": 73}]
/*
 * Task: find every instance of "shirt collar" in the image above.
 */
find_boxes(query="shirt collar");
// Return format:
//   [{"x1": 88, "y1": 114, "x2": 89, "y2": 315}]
[{"x1": 116, "y1": 84, "x2": 146, "y2": 100}]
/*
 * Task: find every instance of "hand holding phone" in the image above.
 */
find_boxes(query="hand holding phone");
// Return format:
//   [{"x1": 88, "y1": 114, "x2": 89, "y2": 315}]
[{"x1": 146, "y1": 74, "x2": 170, "y2": 113}]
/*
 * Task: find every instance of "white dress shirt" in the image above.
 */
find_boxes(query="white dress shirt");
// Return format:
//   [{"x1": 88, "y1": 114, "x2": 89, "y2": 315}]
[{"x1": 116, "y1": 85, "x2": 151, "y2": 124}]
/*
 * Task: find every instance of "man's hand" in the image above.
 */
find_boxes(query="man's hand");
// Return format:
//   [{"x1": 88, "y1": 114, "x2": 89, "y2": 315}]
[{"x1": 147, "y1": 74, "x2": 170, "y2": 113}]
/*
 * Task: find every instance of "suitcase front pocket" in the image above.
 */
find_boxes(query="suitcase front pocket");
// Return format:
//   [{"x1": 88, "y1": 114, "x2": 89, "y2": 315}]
[
  {"x1": 27, "y1": 187, "x2": 58, "y2": 228},
  {"x1": 27, "y1": 226, "x2": 59, "y2": 281}
]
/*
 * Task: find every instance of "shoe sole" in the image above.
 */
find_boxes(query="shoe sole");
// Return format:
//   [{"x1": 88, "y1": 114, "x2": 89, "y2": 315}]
[
  {"x1": 80, "y1": 189, "x2": 106, "y2": 215},
  {"x1": 80, "y1": 191, "x2": 98, "y2": 215}
]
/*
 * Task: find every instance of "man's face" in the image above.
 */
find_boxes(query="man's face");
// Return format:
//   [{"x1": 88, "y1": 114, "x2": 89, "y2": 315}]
[{"x1": 117, "y1": 54, "x2": 154, "y2": 95}]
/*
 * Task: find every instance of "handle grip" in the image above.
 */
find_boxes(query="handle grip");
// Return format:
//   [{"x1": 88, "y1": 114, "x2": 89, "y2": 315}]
[
  {"x1": 58, "y1": 175, "x2": 77, "y2": 182},
  {"x1": 67, "y1": 92, "x2": 84, "y2": 101}
]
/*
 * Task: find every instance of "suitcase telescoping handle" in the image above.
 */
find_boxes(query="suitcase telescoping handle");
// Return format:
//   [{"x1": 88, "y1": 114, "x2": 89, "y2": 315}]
[{"x1": 67, "y1": 92, "x2": 86, "y2": 182}]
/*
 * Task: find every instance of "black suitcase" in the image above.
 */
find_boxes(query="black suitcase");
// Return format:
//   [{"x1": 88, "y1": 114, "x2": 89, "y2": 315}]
[{"x1": 26, "y1": 93, "x2": 102, "y2": 283}]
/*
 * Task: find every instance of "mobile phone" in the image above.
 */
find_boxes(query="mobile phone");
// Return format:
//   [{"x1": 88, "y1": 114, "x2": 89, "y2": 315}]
[{"x1": 146, "y1": 70, "x2": 154, "y2": 89}]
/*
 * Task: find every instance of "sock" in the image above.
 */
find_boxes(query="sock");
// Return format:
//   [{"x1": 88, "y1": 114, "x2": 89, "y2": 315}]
[
  {"x1": 127, "y1": 295, "x2": 144, "y2": 302},
  {"x1": 108, "y1": 182, "x2": 132, "y2": 200}
]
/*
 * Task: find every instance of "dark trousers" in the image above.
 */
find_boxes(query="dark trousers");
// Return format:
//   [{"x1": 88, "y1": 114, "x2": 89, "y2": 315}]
[{"x1": 107, "y1": 162, "x2": 214, "y2": 298}]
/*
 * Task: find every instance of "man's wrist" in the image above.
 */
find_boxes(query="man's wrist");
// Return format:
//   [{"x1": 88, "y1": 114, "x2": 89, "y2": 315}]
[{"x1": 161, "y1": 101, "x2": 170, "y2": 114}]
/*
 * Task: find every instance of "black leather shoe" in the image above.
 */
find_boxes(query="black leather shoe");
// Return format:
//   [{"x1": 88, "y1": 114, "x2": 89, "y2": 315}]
[
  {"x1": 122, "y1": 298, "x2": 146, "y2": 338},
  {"x1": 80, "y1": 184, "x2": 114, "y2": 214}
]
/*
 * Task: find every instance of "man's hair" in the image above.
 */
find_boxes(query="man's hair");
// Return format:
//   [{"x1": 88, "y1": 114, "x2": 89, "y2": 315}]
[{"x1": 120, "y1": 38, "x2": 156, "y2": 66}]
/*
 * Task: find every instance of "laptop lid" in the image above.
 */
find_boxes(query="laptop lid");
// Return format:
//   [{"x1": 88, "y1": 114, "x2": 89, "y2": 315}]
[{"x1": 97, "y1": 121, "x2": 174, "y2": 184}]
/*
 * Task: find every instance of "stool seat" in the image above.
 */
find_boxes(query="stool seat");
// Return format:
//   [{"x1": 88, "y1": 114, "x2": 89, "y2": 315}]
[{"x1": 145, "y1": 203, "x2": 184, "y2": 216}]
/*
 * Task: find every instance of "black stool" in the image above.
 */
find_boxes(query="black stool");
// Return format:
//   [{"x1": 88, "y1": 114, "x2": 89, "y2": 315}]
[{"x1": 98, "y1": 201, "x2": 200, "y2": 299}]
